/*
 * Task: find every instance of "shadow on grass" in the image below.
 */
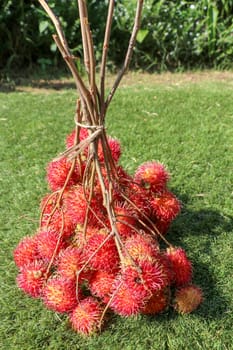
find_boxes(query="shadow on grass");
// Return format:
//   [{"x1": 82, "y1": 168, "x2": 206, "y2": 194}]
[{"x1": 162, "y1": 195, "x2": 233, "y2": 321}]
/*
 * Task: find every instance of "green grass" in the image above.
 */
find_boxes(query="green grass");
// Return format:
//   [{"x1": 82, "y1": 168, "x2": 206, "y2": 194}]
[{"x1": 0, "y1": 74, "x2": 233, "y2": 350}]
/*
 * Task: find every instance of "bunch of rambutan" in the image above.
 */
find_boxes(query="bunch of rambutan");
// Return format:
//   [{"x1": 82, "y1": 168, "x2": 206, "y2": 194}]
[{"x1": 14, "y1": 129, "x2": 203, "y2": 336}]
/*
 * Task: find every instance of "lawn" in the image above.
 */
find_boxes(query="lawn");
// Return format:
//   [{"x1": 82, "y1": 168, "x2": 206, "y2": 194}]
[{"x1": 0, "y1": 72, "x2": 232, "y2": 350}]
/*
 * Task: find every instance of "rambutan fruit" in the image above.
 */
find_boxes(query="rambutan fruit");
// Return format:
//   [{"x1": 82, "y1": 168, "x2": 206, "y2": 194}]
[
  {"x1": 141, "y1": 289, "x2": 168, "y2": 315},
  {"x1": 114, "y1": 204, "x2": 137, "y2": 239},
  {"x1": 166, "y1": 247, "x2": 192, "y2": 286},
  {"x1": 122, "y1": 258, "x2": 169, "y2": 295},
  {"x1": 57, "y1": 246, "x2": 85, "y2": 281},
  {"x1": 40, "y1": 193, "x2": 76, "y2": 239},
  {"x1": 89, "y1": 270, "x2": 117, "y2": 303},
  {"x1": 46, "y1": 157, "x2": 81, "y2": 192},
  {"x1": 98, "y1": 137, "x2": 121, "y2": 163},
  {"x1": 174, "y1": 285, "x2": 203, "y2": 314},
  {"x1": 127, "y1": 183, "x2": 152, "y2": 219},
  {"x1": 69, "y1": 297, "x2": 103, "y2": 336},
  {"x1": 16, "y1": 260, "x2": 47, "y2": 298},
  {"x1": 43, "y1": 277, "x2": 79, "y2": 313},
  {"x1": 35, "y1": 230, "x2": 66, "y2": 261},
  {"x1": 123, "y1": 233, "x2": 159, "y2": 264},
  {"x1": 65, "y1": 128, "x2": 89, "y2": 149},
  {"x1": 84, "y1": 229, "x2": 119, "y2": 272},
  {"x1": 72, "y1": 225, "x2": 100, "y2": 249},
  {"x1": 64, "y1": 185, "x2": 105, "y2": 227},
  {"x1": 134, "y1": 161, "x2": 169, "y2": 193},
  {"x1": 13, "y1": 236, "x2": 39, "y2": 269},
  {"x1": 150, "y1": 190, "x2": 181, "y2": 222},
  {"x1": 110, "y1": 280, "x2": 148, "y2": 316}
]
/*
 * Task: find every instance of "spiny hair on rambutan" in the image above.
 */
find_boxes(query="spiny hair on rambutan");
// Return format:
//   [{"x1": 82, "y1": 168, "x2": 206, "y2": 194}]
[
  {"x1": 174, "y1": 285, "x2": 203, "y2": 314},
  {"x1": 16, "y1": 260, "x2": 48, "y2": 298},
  {"x1": 69, "y1": 297, "x2": 103, "y2": 336},
  {"x1": 141, "y1": 289, "x2": 169, "y2": 315},
  {"x1": 126, "y1": 183, "x2": 152, "y2": 219},
  {"x1": 40, "y1": 193, "x2": 76, "y2": 239},
  {"x1": 98, "y1": 136, "x2": 121, "y2": 163},
  {"x1": 123, "y1": 232, "x2": 159, "y2": 264},
  {"x1": 13, "y1": 235, "x2": 39, "y2": 269},
  {"x1": 43, "y1": 277, "x2": 80, "y2": 313},
  {"x1": 57, "y1": 246, "x2": 85, "y2": 281},
  {"x1": 46, "y1": 157, "x2": 82, "y2": 192},
  {"x1": 64, "y1": 185, "x2": 106, "y2": 227},
  {"x1": 89, "y1": 270, "x2": 117, "y2": 303},
  {"x1": 110, "y1": 279, "x2": 149, "y2": 317},
  {"x1": 134, "y1": 161, "x2": 170, "y2": 193},
  {"x1": 72, "y1": 225, "x2": 100, "y2": 249},
  {"x1": 35, "y1": 229, "x2": 66, "y2": 261},
  {"x1": 165, "y1": 247, "x2": 192, "y2": 287},
  {"x1": 150, "y1": 190, "x2": 181, "y2": 222},
  {"x1": 84, "y1": 229, "x2": 119, "y2": 272}
]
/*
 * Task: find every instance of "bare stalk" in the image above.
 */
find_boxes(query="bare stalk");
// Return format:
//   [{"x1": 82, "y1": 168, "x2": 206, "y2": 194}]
[
  {"x1": 99, "y1": 0, "x2": 115, "y2": 120},
  {"x1": 105, "y1": 0, "x2": 144, "y2": 110}
]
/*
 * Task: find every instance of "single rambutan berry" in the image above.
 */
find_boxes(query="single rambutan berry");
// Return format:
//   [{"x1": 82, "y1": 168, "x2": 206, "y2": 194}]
[
  {"x1": 127, "y1": 183, "x2": 152, "y2": 219},
  {"x1": 174, "y1": 285, "x2": 203, "y2": 314},
  {"x1": 64, "y1": 185, "x2": 105, "y2": 227},
  {"x1": 110, "y1": 280, "x2": 148, "y2": 316},
  {"x1": 65, "y1": 128, "x2": 89, "y2": 149},
  {"x1": 84, "y1": 230, "x2": 119, "y2": 272},
  {"x1": 16, "y1": 260, "x2": 47, "y2": 298},
  {"x1": 69, "y1": 297, "x2": 103, "y2": 336},
  {"x1": 114, "y1": 204, "x2": 137, "y2": 239},
  {"x1": 134, "y1": 161, "x2": 169, "y2": 193},
  {"x1": 40, "y1": 193, "x2": 76, "y2": 239},
  {"x1": 13, "y1": 236, "x2": 39, "y2": 269},
  {"x1": 150, "y1": 190, "x2": 181, "y2": 222},
  {"x1": 122, "y1": 258, "x2": 169, "y2": 295},
  {"x1": 43, "y1": 277, "x2": 80, "y2": 313},
  {"x1": 123, "y1": 233, "x2": 159, "y2": 264},
  {"x1": 89, "y1": 270, "x2": 117, "y2": 303},
  {"x1": 141, "y1": 289, "x2": 168, "y2": 315},
  {"x1": 35, "y1": 230, "x2": 66, "y2": 261},
  {"x1": 98, "y1": 137, "x2": 121, "y2": 163},
  {"x1": 57, "y1": 246, "x2": 85, "y2": 281},
  {"x1": 166, "y1": 247, "x2": 192, "y2": 286}
]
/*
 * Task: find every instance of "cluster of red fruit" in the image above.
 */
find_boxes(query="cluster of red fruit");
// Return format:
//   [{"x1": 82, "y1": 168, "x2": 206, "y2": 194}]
[{"x1": 14, "y1": 128, "x2": 203, "y2": 336}]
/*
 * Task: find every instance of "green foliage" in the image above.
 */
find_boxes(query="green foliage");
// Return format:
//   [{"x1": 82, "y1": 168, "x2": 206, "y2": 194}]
[
  {"x1": 0, "y1": 74, "x2": 232, "y2": 348},
  {"x1": 0, "y1": 1, "x2": 233, "y2": 72}
]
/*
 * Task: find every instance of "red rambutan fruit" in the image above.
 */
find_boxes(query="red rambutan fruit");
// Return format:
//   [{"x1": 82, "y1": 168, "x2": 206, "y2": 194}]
[
  {"x1": 98, "y1": 137, "x2": 121, "y2": 163},
  {"x1": 40, "y1": 193, "x2": 76, "y2": 239},
  {"x1": 65, "y1": 128, "x2": 89, "y2": 149},
  {"x1": 35, "y1": 230, "x2": 66, "y2": 261},
  {"x1": 166, "y1": 247, "x2": 192, "y2": 286},
  {"x1": 141, "y1": 289, "x2": 168, "y2": 315},
  {"x1": 13, "y1": 236, "x2": 39, "y2": 269},
  {"x1": 57, "y1": 246, "x2": 85, "y2": 281},
  {"x1": 134, "y1": 161, "x2": 169, "y2": 193},
  {"x1": 114, "y1": 204, "x2": 137, "y2": 239},
  {"x1": 150, "y1": 190, "x2": 181, "y2": 222},
  {"x1": 72, "y1": 225, "x2": 100, "y2": 249},
  {"x1": 69, "y1": 297, "x2": 103, "y2": 336},
  {"x1": 127, "y1": 183, "x2": 152, "y2": 219},
  {"x1": 43, "y1": 277, "x2": 79, "y2": 313},
  {"x1": 123, "y1": 233, "x2": 159, "y2": 264},
  {"x1": 110, "y1": 280, "x2": 148, "y2": 316},
  {"x1": 174, "y1": 285, "x2": 203, "y2": 314},
  {"x1": 84, "y1": 230, "x2": 119, "y2": 272},
  {"x1": 89, "y1": 270, "x2": 117, "y2": 303},
  {"x1": 16, "y1": 260, "x2": 47, "y2": 298},
  {"x1": 64, "y1": 185, "x2": 105, "y2": 227},
  {"x1": 122, "y1": 258, "x2": 169, "y2": 295}
]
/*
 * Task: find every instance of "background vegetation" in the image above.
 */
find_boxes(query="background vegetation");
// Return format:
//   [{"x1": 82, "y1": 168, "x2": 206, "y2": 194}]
[
  {"x1": 1, "y1": 0, "x2": 233, "y2": 74},
  {"x1": 0, "y1": 75, "x2": 232, "y2": 349}
]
